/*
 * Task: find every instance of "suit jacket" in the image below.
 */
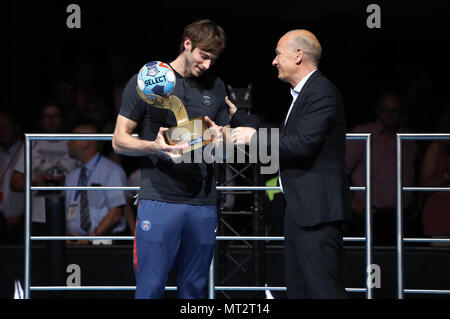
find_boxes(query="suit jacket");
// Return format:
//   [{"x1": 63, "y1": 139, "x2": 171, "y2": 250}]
[{"x1": 231, "y1": 70, "x2": 352, "y2": 227}]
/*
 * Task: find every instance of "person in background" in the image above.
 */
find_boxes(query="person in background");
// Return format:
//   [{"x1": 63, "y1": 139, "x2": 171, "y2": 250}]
[
  {"x1": 346, "y1": 92, "x2": 420, "y2": 245},
  {"x1": 10, "y1": 103, "x2": 79, "y2": 235},
  {"x1": 65, "y1": 122, "x2": 127, "y2": 245},
  {"x1": 420, "y1": 120, "x2": 450, "y2": 245},
  {"x1": 0, "y1": 110, "x2": 24, "y2": 244}
]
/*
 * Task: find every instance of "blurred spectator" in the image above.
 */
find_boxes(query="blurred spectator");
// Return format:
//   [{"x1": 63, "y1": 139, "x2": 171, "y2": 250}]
[
  {"x1": 74, "y1": 61, "x2": 97, "y2": 112},
  {"x1": 70, "y1": 58, "x2": 120, "y2": 164},
  {"x1": 82, "y1": 94, "x2": 115, "y2": 133},
  {"x1": 103, "y1": 51, "x2": 133, "y2": 167},
  {"x1": 72, "y1": 92, "x2": 121, "y2": 166},
  {"x1": 0, "y1": 111, "x2": 24, "y2": 244},
  {"x1": 420, "y1": 121, "x2": 450, "y2": 244},
  {"x1": 127, "y1": 168, "x2": 140, "y2": 195},
  {"x1": 108, "y1": 51, "x2": 131, "y2": 117},
  {"x1": 52, "y1": 79, "x2": 76, "y2": 120},
  {"x1": 346, "y1": 92, "x2": 420, "y2": 245},
  {"x1": 10, "y1": 103, "x2": 79, "y2": 235},
  {"x1": 65, "y1": 122, "x2": 127, "y2": 245},
  {"x1": 402, "y1": 69, "x2": 447, "y2": 135}
]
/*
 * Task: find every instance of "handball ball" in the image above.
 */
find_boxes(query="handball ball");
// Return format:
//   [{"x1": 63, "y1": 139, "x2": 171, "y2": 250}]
[{"x1": 137, "y1": 61, "x2": 176, "y2": 97}]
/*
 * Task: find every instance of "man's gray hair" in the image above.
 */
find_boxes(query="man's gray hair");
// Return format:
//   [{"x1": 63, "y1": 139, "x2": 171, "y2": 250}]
[{"x1": 286, "y1": 29, "x2": 322, "y2": 67}]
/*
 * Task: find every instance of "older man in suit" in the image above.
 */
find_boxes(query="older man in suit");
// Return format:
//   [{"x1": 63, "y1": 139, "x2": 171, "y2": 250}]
[{"x1": 227, "y1": 29, "x2": 351, "y2": 298}]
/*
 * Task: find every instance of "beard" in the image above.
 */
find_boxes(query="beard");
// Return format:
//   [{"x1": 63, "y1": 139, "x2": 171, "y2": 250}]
[
  {"x1": 184, "y1": 53, "x2": 196, "y2": 77},
  {"x1": 184, "y1": 51, "x2": 206, "y2": 78}
]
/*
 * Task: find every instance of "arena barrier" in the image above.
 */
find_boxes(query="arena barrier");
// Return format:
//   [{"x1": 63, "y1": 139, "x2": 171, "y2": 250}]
[
  {"x1": 396, "y1": 133, "x2": 450, "y2": 299},
  {"x1": 23, "y1": 133, "x2": 373, "y2": 299}
]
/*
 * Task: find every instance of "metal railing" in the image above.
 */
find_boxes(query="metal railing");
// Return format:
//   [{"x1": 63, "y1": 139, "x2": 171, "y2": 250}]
[
  {"x1": 396, "y1": 133, "x2": 450, "y2": 299},
  {"x1": 23, "y1": 133, "x2": 372, "y2": 299}
]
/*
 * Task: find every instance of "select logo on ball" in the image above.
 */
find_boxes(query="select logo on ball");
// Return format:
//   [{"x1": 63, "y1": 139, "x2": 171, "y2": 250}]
[
  {"x1": 144, "y1": 75, "x2": 167, "y2": 86},
  {"x1": 137, "y1": 61, "x2": 176, "y2": 97}
]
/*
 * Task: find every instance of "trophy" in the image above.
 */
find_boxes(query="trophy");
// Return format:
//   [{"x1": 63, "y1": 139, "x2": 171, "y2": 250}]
[{"x1": 136, "y1": 88, "x2": 212, "y2": 153}]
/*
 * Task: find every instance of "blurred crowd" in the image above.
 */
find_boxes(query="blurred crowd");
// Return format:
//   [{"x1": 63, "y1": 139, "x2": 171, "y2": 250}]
[{"x1": 0, "y1": 52, "x2": 140, "y2": 245}]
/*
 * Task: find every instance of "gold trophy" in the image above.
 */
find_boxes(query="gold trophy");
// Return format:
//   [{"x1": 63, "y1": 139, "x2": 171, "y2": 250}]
[{"x1": 136, "y1": 88, "x2": 212, "y2": 153}]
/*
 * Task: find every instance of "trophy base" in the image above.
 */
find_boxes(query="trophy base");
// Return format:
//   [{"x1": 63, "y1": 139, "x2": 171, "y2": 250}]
[{"x1": 164, "y1": 116, "x2": 212, "y2": 153}]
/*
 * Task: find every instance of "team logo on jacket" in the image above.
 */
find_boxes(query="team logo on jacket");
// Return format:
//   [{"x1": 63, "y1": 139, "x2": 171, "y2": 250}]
[
  {"x1": 141, "y1": 220, "x2": 151, "y2": 231},
  {"x1": 202, "y1": 95, "x2": 213, "y2": 105}
]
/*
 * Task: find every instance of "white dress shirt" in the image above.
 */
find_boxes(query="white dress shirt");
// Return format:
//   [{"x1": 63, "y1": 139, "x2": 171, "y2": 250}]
[
  {"x1": 65, "y1": 153, "x2": 127, "y2": 235},
  {"x1": 279, "y1": 69, "x2": 317, "y2": 193}
]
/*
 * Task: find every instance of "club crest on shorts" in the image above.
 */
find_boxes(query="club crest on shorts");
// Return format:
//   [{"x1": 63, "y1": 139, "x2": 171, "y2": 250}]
[{"x1": 141, "y1": 220, "x2": 151, "y2": 231}]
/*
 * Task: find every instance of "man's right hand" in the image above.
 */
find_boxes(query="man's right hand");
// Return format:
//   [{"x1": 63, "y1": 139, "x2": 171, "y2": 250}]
[
  {"x1": 153, "y1": 127, "x2": 186, "y2": 161},
  {"x1": 112, "y1": 114, "x2": 185, "y2": 162}
]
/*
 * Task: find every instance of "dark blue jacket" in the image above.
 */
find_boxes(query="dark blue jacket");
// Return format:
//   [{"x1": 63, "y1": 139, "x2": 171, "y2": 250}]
[{"x1": 231, "y1": 70, "x2": 351, "y2": 227}]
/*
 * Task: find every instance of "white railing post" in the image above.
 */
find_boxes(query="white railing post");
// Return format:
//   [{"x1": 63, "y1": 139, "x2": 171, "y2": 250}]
[{"x1": 24, "y1": 136, "x2": 31, "y2": 299}]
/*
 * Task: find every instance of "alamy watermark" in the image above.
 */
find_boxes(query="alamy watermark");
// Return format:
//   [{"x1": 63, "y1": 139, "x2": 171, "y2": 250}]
[
  {"x1": 367, "y1": 264, "x2": 381, "y2": 288},
  {"x1": 66, "y1": 4, "x2": 81, "y2": 29},
  {"x1": 366, "y1": 4, "x2": 381, "y2": 29},
  {"x1": 66, "y1": 263, "x2": 81, "y2": 286},
  {"x1": 168, "y1": 123, "x2": 279, "y2": 175}
]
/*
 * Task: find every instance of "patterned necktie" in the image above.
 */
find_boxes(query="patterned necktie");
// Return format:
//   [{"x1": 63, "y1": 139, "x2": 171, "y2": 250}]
[{"x1": 79, "y1": 166, "x2": 91, "y2": 233}]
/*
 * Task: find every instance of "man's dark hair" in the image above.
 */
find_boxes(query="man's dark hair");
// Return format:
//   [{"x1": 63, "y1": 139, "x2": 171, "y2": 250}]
[{"x1": 179, "y1": 19, "x2": 226, "y2": 53}]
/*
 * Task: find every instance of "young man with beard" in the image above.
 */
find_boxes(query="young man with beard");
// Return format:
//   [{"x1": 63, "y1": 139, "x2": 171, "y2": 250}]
[{"x1": 112, "y1": 19, "x2": 229, "y2": 299}]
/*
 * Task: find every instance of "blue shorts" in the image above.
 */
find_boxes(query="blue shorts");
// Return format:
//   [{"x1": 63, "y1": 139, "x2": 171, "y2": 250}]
[{"x1": 133, "y1": 199, "x2": 217, "y2": 299}]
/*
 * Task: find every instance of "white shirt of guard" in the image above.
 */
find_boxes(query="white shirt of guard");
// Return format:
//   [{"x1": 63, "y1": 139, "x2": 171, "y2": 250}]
[
  {"x1": 279, "y1": 69, "x2": 317, "y2": 193},
  {"x1": 0, "y1": 140, "x2": 24, "y2": 218},
  {"x1": 65, "y1": 153, "x2": 127, "y2": 235}
]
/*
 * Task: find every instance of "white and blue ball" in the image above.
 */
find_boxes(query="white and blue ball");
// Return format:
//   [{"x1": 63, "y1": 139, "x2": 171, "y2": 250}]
[{"x1": 137, "y1": 61, "x2": 176, "y2": 97}]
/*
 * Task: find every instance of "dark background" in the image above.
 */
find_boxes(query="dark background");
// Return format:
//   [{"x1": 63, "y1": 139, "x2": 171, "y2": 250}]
[
  {"x1": 2, "y1": 0, "x2": 450, "y2": 301},
  {"x1": 2, "y1": 0, "x2": 450, "y2": 133}
]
